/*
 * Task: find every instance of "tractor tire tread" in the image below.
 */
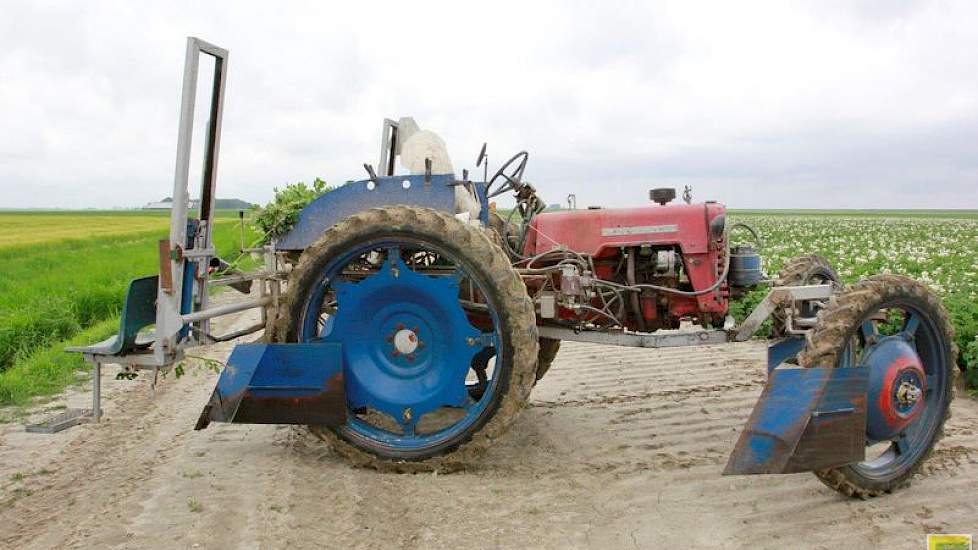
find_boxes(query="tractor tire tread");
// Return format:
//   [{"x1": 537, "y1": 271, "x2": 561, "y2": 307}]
[
  {"x1": 272, "y1": 206, "x2": 538, "y2": 473},
  {"x1": 797, "y1": 274, "x2": 957, "y2": 498},
  {"x1": 535, "y1": 337, "x2": 561, "y2": 382}
]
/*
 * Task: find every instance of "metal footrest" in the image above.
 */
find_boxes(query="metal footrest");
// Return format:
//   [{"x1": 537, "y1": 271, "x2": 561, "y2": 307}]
[{"x1": 24, "y1": 408, "x2": 101, "y2": 434}]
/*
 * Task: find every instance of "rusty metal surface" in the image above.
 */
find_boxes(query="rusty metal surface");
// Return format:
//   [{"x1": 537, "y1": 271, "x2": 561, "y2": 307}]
[
  {"x1": 195, "y1": 343, "x2": 346, "y2": 430},
  {"x1": 724, "y1": 366, "x2": 867, "y2": 475}
]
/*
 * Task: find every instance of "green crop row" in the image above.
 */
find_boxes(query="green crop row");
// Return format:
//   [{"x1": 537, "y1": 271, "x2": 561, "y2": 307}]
[
  {"x1": 0, "y1": 219, "x2": 257, "y2": 405},
  {"x1": 730, "y1": 214, "x2": 978, "y2": 388}
]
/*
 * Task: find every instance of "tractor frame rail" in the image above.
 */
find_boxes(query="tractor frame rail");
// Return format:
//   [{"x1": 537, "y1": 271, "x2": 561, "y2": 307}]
[{"x1": 537, "y1": 284, "x2": 832, "y2": 348}]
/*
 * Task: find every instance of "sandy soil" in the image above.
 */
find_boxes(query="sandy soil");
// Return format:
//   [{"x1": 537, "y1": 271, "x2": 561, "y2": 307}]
[{"x1": 0, "y1": 304, "x2": 975, "y2": 550}]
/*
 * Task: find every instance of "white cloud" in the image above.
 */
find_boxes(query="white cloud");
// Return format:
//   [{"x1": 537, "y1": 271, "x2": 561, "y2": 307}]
[{"x1": 1, "y1": 0, "x2": 976, "y2": 209}]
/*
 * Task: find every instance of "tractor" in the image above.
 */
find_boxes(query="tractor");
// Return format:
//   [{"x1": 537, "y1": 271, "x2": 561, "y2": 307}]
[{"x1": 68, "y1": 38, "x2": 956, "y2": 499}]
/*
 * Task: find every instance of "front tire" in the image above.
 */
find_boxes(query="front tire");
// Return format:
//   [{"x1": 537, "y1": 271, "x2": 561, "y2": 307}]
[
  {"x1": 273, "y1": 207, "x2": 538, "y2": 471},
  {"x1": 798, "y1": 274, "x2": 956, "y2": 498}
]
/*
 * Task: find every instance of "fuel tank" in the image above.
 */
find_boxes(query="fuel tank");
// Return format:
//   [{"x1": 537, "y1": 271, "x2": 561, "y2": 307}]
[{"x1": 523, "y1": 201, "x2": 726, "y2": 258}]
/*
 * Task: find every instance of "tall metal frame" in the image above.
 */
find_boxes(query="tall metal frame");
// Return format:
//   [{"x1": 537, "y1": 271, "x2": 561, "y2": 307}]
[{"x1": 155, "y1": 37, "x2": 229, "y2": 364}]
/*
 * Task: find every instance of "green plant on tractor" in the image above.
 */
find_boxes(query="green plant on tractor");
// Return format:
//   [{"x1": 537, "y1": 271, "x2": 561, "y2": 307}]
[{"x1": 251, "y1": 177, "x2": 333, "y2": 243}]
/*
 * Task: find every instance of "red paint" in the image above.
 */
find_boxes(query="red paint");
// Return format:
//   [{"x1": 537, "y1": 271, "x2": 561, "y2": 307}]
[
  {"x1": 876, "y1": 355, "x2": 926, "y2": 431},
  {"x1": 523, "y1": 202, "x2": 728, "y2": 321}
]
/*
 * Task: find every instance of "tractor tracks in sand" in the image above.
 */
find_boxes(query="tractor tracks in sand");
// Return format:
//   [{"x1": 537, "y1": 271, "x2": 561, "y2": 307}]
[{"x1": 0, "y1": 312, "x2": 976, "y2": 549}]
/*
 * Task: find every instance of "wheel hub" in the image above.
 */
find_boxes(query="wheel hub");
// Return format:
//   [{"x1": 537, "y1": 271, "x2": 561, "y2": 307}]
[
  {"x1": 392, "y1": 327, "x2": 420, "y2": 356},
  {"x1": 322, "y1": 255, "x2": 484, "y2": 431},
  {"x1": 864, "y1": 337, "x2": 927, "y2": 442}
]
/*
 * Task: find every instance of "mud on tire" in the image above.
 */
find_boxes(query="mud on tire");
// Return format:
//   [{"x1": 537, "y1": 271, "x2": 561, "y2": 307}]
[
  {"x1": 273, "y1": 206, "x2": 539, "y2": 472},
  {"x1": 797, "y1": 274, "x2": 956, "y2": 498},
  {"x1": 535, "y1": 337, "x2": 561, "y2": 382}
]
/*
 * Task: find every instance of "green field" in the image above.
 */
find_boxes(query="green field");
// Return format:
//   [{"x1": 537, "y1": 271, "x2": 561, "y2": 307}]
[
  {"x1": 729, "y1": 211, "x2": 978, "y2": 386},
  {"x1": 0, "y1": 211, "x2": 257, "y2": 407},
  {"x1": 0, "y1": 209, "x2": 975, "y2": 410}
]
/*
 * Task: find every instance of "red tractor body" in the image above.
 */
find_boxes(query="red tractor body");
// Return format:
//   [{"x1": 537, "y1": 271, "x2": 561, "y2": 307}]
[{"x1": 523, "y1": 201, "x2": 729, "y2": 331}]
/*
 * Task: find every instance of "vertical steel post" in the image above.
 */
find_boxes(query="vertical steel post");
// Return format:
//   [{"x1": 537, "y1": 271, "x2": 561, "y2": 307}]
[
  {"x1": 155, "y1": 37, "x2": 229, "y2": 364},
  {"x1": 92, "y1": 362, "x2": 101, "y2": 423}
]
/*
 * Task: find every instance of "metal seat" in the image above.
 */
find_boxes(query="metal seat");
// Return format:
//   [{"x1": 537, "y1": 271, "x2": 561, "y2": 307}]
[
  {"x1": 65, "y1": 275, "x2": 159, "y2": 424},
  {"x1": 66, "y1": 276, "x2": 159, "y2": 357}
]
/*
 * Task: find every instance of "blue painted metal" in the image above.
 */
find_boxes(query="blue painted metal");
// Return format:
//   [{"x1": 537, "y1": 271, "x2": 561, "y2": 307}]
[
  {"x1": 864, "y1": 336, "x2": 926, "y2": 442},
  {"x1": 767, "y1": 337, "x2": 806, "y2": 374},
  {"x1": 178, "y1": 219, "x2": 198, "y2": 341},
  {"x1": 296, "y1": 239, "x2": 502, "y2": 453},
  {"x1": 317, "y1": 253, "x2": 487, "y2": 443},
  {"x1": 729, "y1": 245, "x2": 763, "y2": 287},
  {"x1": 276, "y1": 175, "x2": 459, "y2": 251},
  {"x1": 847, "y1": 308, "x2": 950, "y2": 479},
  {"x1": 724, "y1": 366, "x2": 868, "y2": 474},
  {"x1": 473, "y1": 180, "x2": 490, "y2": 226},
  {"x1": 194, "y1": 343, "x2": 346, "y2": 429}
]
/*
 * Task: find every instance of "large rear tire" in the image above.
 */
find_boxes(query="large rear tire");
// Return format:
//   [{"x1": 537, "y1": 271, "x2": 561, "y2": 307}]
[
  {"x1": 798, "y1": 274, "x2": 956, "y2": 498},
  {"x1": 273, "y1": 206, "x2": 538, "y2": 472}
]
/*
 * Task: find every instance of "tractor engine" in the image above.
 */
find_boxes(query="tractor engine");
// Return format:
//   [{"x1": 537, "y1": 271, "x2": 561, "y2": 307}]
[{"x1": 520, "y1": 188, "x2": 751, "y2": 332}]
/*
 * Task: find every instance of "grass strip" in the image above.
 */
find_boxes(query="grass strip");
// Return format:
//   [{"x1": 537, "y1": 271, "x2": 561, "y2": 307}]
[{"x1": 0, "y1": 318, "x2": 118, "y2": 407}]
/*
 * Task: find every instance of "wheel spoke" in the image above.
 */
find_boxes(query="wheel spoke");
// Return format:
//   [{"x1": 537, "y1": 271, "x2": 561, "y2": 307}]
[
  {"x1": 451, "y1": 266, "x2": 466, "y2": 285},
  {"x1": 385, "y1": 246, "x2": 401, "y2": 266},
  {"x1": 901, "y1": 312, "x2": 920, "y2": 340},
  {"x1": 401, "y1": 418, "x2": 417, "y2": 437},
  {"x1": 480, "y1": 333, "x2": 499, "y2": 351},
  {"x1": 894, "y1": 434, "x2": 911, "y2": 456},
  {"x1": 860, "y1": 320, "x2": 878, "y2": 342}
]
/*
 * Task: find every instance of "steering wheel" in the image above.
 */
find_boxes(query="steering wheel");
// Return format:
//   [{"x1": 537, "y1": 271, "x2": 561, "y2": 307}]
[{"x1": 486, "y1": 151, "x2": 529, "y2": 199}]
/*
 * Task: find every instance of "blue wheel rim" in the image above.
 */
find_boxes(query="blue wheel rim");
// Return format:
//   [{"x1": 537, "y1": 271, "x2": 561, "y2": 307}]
[
  {"x1": 844, "y1": 302, "x2": 949, "y2": 479},
  {"x1": 298, "y1": 238, "x2": 504, "y2": 456}
]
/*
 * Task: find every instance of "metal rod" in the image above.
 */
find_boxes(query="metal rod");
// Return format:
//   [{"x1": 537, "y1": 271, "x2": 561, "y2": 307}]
[
  {"x1": 180, "y1": 296, "x2": 271, "y2": 324},
  {"x1": 538, "y1": 325, "x2": 728, "y2": 348},
  {"x1": 626, "y1": 248, "x2": 646, "y2": 332},
  {"x1": 205, "y1": 322, "x2": 266, "y2": 343},
  {"x1": 209, "y1": 271, "x2": 275, "y2": 286},
  {"x1": 92, "y1": 362, "x2": 101, "y2": 423},
  {"x1": 182, "y1": 247, "x2": 217, "y2": 259}
]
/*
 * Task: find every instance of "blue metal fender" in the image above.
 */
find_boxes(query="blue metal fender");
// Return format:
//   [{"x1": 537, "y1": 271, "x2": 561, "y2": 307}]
[
  {"x1": 276, "y1": 174, "x2": 463, "y2": 251},
  {"x1": 724, "y1": 340, "x2": 869, "y2": 475},
  {"x1": 194, "y1": 343, "x2": 346, "y2": 429}
]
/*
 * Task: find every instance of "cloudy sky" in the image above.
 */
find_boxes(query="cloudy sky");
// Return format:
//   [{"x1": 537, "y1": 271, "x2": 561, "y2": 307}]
[{"x1": 2, "y1": 1, "x2": 977, "y2": 210}]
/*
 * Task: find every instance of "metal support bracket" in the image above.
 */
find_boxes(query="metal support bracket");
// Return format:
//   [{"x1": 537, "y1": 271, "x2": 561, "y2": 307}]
[{"x1": 733, "y1": 284, "x2": 833, "y2": 342}]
